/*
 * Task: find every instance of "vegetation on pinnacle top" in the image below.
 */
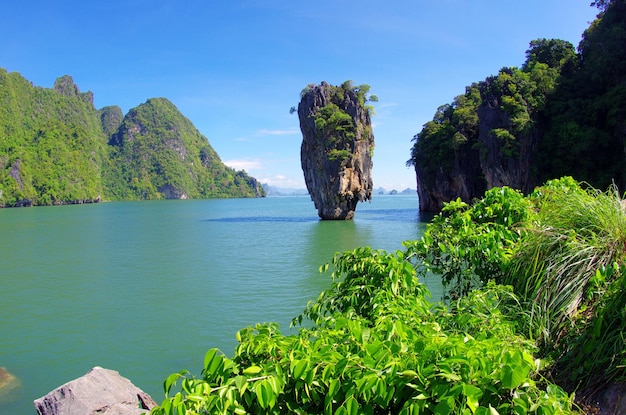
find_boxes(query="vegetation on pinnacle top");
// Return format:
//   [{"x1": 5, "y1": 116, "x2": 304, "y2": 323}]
[{"x1": 294, "y1": 80, "x2": 377, "y2": 164}]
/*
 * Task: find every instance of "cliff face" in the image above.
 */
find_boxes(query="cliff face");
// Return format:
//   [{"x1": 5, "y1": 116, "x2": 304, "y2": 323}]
[
  {"x1": 410, "y1": 66, "x2": 549, "y2": 212},
  {"x1": 413, "y1": 85, "x2": 539, "y2": 212},
  {"x1": 411, "y1": 3, "x2": 626, "y2": 211},
  {"x1": 298, "y1": 82, "x2": 374, "y2": 220},
  {"x1": 477, "y1": 77, "x2": 539, "y2": 194},
  {"x1": 414, "y1": 141, "x2": 485, "y2": 213}
]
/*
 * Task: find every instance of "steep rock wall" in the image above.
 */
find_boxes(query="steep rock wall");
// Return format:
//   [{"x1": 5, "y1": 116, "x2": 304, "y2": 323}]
[
  {"x1": 477, "y1": 78, "x2": 538, "y2": 194},
  {"x1": 298, "y1": 82, "x2": 374, "y2": 220},
  {"x1": 411, "y1": 72, "x2": 541, "y2": 212}
]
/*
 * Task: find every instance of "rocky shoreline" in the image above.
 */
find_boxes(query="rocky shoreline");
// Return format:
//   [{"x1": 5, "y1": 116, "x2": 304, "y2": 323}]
[{"x1": 0, "y1": 366, "x2": 155, "y2": 415}]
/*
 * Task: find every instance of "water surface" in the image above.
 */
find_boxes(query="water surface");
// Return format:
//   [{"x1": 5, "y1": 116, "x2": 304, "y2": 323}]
[{"x1": 0, "y1": 195, "x2": 433, "y2": 414}]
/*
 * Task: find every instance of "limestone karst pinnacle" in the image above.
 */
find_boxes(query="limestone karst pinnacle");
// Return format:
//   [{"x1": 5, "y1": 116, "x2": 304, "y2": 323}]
[{"x1": 298, "y1": 81, "x2": 375, "y2": 220}]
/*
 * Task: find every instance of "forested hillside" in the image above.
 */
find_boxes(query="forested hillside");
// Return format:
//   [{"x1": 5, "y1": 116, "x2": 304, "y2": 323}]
[
  {"x1": 105, "y1": 97, "x2": 264, "y2": 200},
  {"x1": 408, "y1": 0, "x2": 626, "y2": 211},
  {"x1": 0, "y1": 70, "x2": 264, "y2": 207}
]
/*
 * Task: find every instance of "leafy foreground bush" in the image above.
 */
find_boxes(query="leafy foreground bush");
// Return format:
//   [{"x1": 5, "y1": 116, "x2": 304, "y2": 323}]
[
  {"x1": 151, "y1": 247, "x2": 575, "y2": 415},
  {"x1": 405, "y1": 177, "x2": 626, "y2": 401}
]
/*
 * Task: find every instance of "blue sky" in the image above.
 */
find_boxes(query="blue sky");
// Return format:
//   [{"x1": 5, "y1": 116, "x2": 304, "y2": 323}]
[{"x1": 2, "y1": 1, "x2": 599, "y2": 190}]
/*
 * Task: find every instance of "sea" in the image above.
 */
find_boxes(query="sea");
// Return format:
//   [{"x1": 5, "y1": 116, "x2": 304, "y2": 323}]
[{"x1": 0, "y1": 194, "x2": 437, "y2": 414}]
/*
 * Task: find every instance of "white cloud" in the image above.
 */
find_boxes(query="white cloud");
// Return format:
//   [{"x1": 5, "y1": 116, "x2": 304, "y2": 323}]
[
  {"x1": 256, "y1": 129, "x2": 299, "y2": 136},
  {"x1": 260, "y1": 174, "x2": 306, "y2": 188},
  {"x1": 224, "y1": 159, "x2": 264, "y2": 171}
]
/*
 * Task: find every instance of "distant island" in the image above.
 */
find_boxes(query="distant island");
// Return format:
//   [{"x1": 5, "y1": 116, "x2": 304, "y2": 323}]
[
  {"x1": 263, "y1": 184, "x2": 416, "y2": 197},
  {"x1": 0, "y1": 71, "x2": 265, "y2": 207}
]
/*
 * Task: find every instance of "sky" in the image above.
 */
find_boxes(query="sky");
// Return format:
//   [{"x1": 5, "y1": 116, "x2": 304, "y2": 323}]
[{"x1": 1, "y1": 1, "x2": 600, "y2": 191}]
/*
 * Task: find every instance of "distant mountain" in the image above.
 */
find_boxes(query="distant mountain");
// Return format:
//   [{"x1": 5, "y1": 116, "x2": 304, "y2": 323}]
[
  {"x1": 105, "y1": 97, "x2": 264, "y2": 200},
  {"x1": 262, "y1": 184, "x2": 309, "y2": 196},
  {"x1": 0, "y1": 69, "x2": 264, "y2": 207},
  {"x1": 374, "y1": 187, "x2": 417, "y2": 195},
  {"x1": 261, "y1": 184, "x2": 416, "y2": 197}
]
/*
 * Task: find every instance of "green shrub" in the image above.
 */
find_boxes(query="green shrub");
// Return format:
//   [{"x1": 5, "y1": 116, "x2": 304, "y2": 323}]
[
  {"x1": 406, "y1": 176, "x2": 626, "y2": 397},
  {"x1": 151, "y1": 247, "x2": 575, "y2": 415},
  {"x1": 404, "y1": 186, "x2": 533, "y2": 299}
]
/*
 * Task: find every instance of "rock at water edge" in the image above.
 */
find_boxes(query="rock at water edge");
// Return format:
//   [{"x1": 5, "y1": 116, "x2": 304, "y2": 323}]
[
  {"x1": 0, "y1": 366, "x2": 21, "y2": 404},
  {"x1": 34, "y1": 366, "x2": 156, "y2": 415}
]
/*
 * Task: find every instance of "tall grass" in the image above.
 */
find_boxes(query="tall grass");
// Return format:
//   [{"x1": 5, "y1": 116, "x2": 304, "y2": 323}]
[{"x1": 504, "y1": 178, "x2": 626, "y2": 390}]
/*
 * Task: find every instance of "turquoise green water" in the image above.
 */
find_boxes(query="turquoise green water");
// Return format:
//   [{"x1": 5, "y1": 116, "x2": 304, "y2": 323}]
[{"x1": 0, "y1": 195, "x2": 433, "y2": 414}]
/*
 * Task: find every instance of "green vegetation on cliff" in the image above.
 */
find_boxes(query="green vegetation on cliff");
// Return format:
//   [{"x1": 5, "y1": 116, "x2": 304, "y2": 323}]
[
  {"x1": 408, "y1": 0, "x2": 626, "y2": 209},
  {"x1": 0, "y1": 70, "x2": 264, "y2": 207},
  {"x1": 538, "y1": 0, "x2": 626, "y2": 188},
  {"x1": 306, "y1": 81, "x2": 376, "y2": 164},
  {"x1": 0, "y1": 70, "x2": 106, "y2": 206},
  {"x1": 105, "y1": 98, "x2": 264, "y2": 200}
]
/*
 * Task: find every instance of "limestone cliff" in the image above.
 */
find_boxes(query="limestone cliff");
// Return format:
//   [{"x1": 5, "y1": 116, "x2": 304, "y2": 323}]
[
  {"x1": 409, "y1": 67, "x2": 545, "y2": 212},
  {"x1": 476, "y1": 75, "x2": 539, "y2": 192},
  {"x1": 410, "y1": 4, "x2": 626, "y2": 211},
  {"x1": 298, "y1": 81, "x2": 375, "y2": 220},
  {"x1": 107, "y1": 97, "x2": 266, "y2": 200}
]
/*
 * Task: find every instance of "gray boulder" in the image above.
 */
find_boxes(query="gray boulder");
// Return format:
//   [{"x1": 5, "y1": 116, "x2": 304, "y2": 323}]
[{"x1": 34, "y1": 366, "x2": 156, "y2": 415}]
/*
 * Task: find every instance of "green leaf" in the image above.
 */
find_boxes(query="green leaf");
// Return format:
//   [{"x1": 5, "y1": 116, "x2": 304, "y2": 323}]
[
  {"x1": 345, "y1": 395, "x2": 359, "y2": 415},
  {"x1": 243, "y1": 365, "x2": 263, "y2": 375},
  {"x1": 291, "y1": 359, "x2": 308, "y2": 380},
  {"x1": 233, "y1": 375, "x2": 247, "y2": 393},
  {"x1": 463, "y1": 383, "x2": 483, "y2": 414},
  {"x1": 164, "y1": 371, "x2": 187, "y2": 396},
  {"x1": 328, "y1": 378, "x2": 341, "y2": 398},
  {"x1": 255, "y1": 380, "x2": 269, "y2": 408},
  {"x1": 499, "y1": 364, "x2": 526, "y2": 389},
  {"x1": 434, "y1": 399, "x2": 453, "y2": 414},
  {"x1": 203, "y1": 348, "x2": 222, "y2": 374},
  {"x1": 438, "y1": 372, "x2": 462, "y2": 382}
]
